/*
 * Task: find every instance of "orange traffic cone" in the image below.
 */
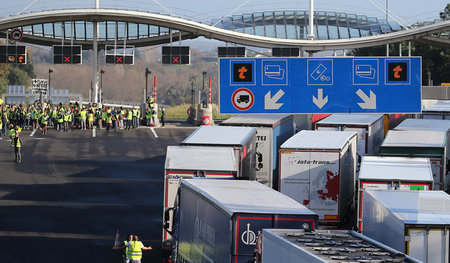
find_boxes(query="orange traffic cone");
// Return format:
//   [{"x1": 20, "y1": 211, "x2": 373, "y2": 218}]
[{"x1": 112, "y1": 229, "x2": 121, "y2": 249}]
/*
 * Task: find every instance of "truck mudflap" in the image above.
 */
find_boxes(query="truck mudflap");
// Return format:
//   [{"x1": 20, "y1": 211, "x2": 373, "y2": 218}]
[{"x1": 232, "y1": 214, "x2": 317, "y2": 263}]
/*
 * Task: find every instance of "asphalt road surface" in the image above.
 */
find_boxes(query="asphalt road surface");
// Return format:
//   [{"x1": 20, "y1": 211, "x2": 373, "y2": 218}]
[{"x1": 0, "y1": 125, "x2": 196, "y2": 262}]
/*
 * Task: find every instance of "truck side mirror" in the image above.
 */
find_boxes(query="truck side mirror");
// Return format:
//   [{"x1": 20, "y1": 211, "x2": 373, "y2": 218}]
[
  {"x1": 164, "y1": 207, "x2": 174, "y2": 223},
  {"x1": 164, "y1": 207, "x2": 174, "y2": 234}
]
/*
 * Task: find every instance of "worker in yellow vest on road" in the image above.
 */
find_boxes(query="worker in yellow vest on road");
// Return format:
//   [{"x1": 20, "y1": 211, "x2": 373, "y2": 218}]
[
  {"x1": 88, "y1": 110, "x2": 94, "y2": 129},
  {"x1": 13, "y1": 132, "x2": 23, "y2": 163},
  {"x1": 123, "y1": 235, "x2": 152, "y2": 263},
  {"x1": 126, "y1": 110, "x2": 132, "y2": 130},
  {"x1": 80, "y1": 107, "x2": 87, "y2": 130}
]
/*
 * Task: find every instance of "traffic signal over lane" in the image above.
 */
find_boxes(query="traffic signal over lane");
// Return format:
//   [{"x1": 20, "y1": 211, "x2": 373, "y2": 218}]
[
  {"x1": 162, "y1": 46, "x2": 190, "y2": 65},
  {"x1": 53, "y1": 45, "x2": 82, "y2": 64},
  {"x1": 218, "y1": 47, "x2": 246, "y2": 57},
  {"x1": 272, "y1": 47, "x2": 300, "y2": 57},
  {"x1": 105, "y1": 54, "x2": 134, "y2": 64},
  {"x1": 0, "y1": 45, "x2": 27, "y2": 64}
]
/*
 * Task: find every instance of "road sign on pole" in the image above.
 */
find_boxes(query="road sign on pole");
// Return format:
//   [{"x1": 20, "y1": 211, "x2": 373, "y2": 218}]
[
  {"x1": 10, "y1": 29, "x2": 23, "y2": 41},
  {"x1": 219, "y1": 57, "x2": 421, "y2": 114},
  {"x1": 32, "y1": 79, "x2": 48, "y2": 94}
]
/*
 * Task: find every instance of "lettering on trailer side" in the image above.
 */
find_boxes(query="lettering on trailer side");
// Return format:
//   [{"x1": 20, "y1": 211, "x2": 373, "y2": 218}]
[{"x1": 194, "y1": 216, "x2": 216, "y2": 246}]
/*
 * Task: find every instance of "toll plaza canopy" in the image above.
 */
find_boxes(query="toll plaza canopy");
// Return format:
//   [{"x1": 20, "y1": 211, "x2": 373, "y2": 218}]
[{"x1": 0, "y1": 8, "x2": 449, "y2": 50}]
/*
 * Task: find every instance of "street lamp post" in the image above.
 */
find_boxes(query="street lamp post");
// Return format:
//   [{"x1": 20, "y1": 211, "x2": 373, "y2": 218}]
[
  {"x1": 100, "y1": 69, "x2": 105, "y2": 103},
  {"x1": 145, "y1": 68, "x2": 151, "y2": 103},
  {"x1": 48, "y1": 68, "x2": 53, "y2": 104},
  {"x1": 202, "y1": 71, "x2": 207, "y2": 105},
  {"x1": 190, "y1": 75, "x2": 196, "y2": 107}
]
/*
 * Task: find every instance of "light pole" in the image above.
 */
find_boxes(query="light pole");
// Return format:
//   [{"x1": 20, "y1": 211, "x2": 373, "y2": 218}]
[
  {"x1": 202, "y1": 71, "x2": 207, "y2": 105},
  {"x1": 190, "y1": 75, "x2": 196, "y2": 107},
  {"x1": 48, "y1": 68, "x2": 53, "y2": 104},
  {"x1": 145, "y1": 68, "x2": 151, "y2": 103},
  {"x1": 100, "y1": 69, "x2": 105, "y2": 103}
]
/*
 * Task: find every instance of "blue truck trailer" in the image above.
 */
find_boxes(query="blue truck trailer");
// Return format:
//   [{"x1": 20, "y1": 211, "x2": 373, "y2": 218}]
[{"x1": 169, "y1": 179, "x2": 318, "y2": 263}]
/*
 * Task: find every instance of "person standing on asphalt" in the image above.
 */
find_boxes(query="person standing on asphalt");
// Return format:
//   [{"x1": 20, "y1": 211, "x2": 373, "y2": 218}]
[
  {"x1": 124, "y1": 235, "x2": 152, "y2": 263},
  {"x1": 80, "y1": 107, "x2": 87, "y2": 130},
  {"x1": 106, "y1": 113, "x2": 113, "y2": 132},
  {"x1": 13, "y1": 132, "x2": 23, "y2": 163},
  {"x1": 123, "y1": 234, "x2": 133, "y2": 263},
  {"x1": 41, "y1": 112, "x2": 48, "y2": 136},
  {"x1": 160, "y1": 107, "x2": 165, "y2": 127},
  {"x1": 126, "y1": 110, "x2": 132, "y2": 130}
]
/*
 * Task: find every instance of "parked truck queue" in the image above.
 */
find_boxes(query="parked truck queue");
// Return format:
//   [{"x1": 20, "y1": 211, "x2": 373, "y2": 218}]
[{"x1": 163, "y1": 103, "x2": 450, "y2": 263}]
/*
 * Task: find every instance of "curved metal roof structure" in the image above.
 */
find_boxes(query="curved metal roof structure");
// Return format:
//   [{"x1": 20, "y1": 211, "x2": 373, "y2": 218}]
[
  {"x1": 211, "y1": 10, "x2": 405, "y2": 40},
  {"x1": 0, "y1": 9, "x2": 448, "y2": 51}
]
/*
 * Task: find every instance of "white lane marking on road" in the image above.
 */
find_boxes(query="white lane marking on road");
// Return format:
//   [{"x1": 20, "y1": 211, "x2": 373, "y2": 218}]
[
  {"x1": 150, "y1": 127, "x2": 158, "y2": 138},
  {"x1": 30, "y1": 129, "x2": 37, "y2": 137},
  {"x1": 92, "y1": 127, "x2": 96, "y2": 138},
  {"x1": 34, "y1": 138, "x2": 45, "y2": 140}
]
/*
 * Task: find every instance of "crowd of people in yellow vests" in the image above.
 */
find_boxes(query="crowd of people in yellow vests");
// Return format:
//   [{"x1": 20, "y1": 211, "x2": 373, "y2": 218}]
[{"x1": 0, "y1": 97, "x2": 165, "y2": 162}]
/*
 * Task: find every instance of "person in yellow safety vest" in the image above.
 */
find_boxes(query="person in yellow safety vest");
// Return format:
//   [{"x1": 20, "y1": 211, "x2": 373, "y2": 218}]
[
  {"x1": 126, "y1": 110, "x2": 132, "y2": 130},
  {"x1": 105, "y1": 113, "x2": 113, "y2": 132},
  {"x1": 151, "y1": 109, "x2": 157, "y2": 126},
  {"x1": 68, "y1": 111, "x2": 74, "y2": 131},
  {"x1": 64, "y1": 112, "x2": 70, "y2": 132},
  {"x1": 136, "y1": 108, "x2": 141, "y2": 128},
  {"x1": 88, "y1": 110, "x2": 94, "y2": 129},
  {"x1": 13, "y1": 132, "x2": 23, "y2": 163},
  {"x1": 57, "y1": 111, "x2": 64, "y2": 132},
  {"x1": 119, "y1": 108, "x2": 125, "y2": 129},
  {"x1": 52, "y1": 108, "x2": 58, "y2": 130},
  {"x1": 145, "y1": 108, "x2": 152, "y2": 127},
  {"x1": 80, "y1": 107, "x2": 87, "y2": 130},
  {"x1": 122, "y1": 234, "x2": 133, "y2": 263},
  {"x1": 96, "y1": 109, "x2": 103, "y2": 130},
  {"x1": 114, "y1": 112, "x2": 120, "y2": 132},
  {"x1": 132, "y1": 108, "x2": 138, "y2": 128},
  {"x1": 8, "y1": 124, "x2": 15, "y2": 146},
  {"x1": 123, "y1": 235, "x2": 152, "y2": 263},
  {"x1": 41, "y1": 112, "x2": 48, "y2": 136}
]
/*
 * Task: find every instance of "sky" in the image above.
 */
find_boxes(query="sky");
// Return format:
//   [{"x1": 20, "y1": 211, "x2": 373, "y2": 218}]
[{"x1": 1, "y1": 0, "x2": 447, "y2": 26}]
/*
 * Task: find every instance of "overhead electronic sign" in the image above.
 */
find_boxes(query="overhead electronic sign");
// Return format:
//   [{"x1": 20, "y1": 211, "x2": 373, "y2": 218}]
[
  {"x1": 220, "y1": 57, "x2": 421, "y2": 114},
  {"x1": 53, "y1": 45, "x2": 82, "y2": 64},
  {"x1": 162, "y1": 46, "x2": 190, "y2": 65},
  {"x1": 0, "y1": 46, "x2": 27, "y2": 64}
]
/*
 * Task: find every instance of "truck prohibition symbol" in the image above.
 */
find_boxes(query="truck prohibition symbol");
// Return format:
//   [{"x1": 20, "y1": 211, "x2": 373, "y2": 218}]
[{"x1": 237, "y1": 95, "x2": 249, "y2": 103}]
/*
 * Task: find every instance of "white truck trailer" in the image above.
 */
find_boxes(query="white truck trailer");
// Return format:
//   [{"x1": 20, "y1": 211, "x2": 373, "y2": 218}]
[
  {"x1": 394, "y1": 118, "x2": 450, "y2": 162},
  {"x1": 422, "y1": 101, "x2": 450, "y2": 119},
  {"x1": 363, "y1": 190, "x2": 450, "y2": 263},
  {"x1": 162, "y1": 146, "x2": 238, "y2": 247},
  {"x1": 181, "y1": 126, "x2": 256, "y2": 180},
  {"x1": 380, "y1": 130, "x2": 447, "y2": 190},
  {"x1": 170, "y1": 179, "x2": 318, "y2": 263},
  {"x1": 220, "y1": 114, "x2": 295, "y2": 189},
  {"x1": 315, "y1": 113, "x2": 384, "y2": 157},
  {"x1": 279, "y1": 130, "x2": 357, "y2": 223},
  {"x1": 357, "y1": 156, "x2": 434, "y2": 232}
]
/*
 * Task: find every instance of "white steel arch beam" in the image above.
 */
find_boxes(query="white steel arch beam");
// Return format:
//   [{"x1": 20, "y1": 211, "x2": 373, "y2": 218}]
[{"x1": 0, "y1": 9, "x2": 449, "y2": 50}]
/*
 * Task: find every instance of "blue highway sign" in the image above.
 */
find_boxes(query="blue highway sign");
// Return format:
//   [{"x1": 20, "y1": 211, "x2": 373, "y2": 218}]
[{"x1": 219, "y1": 57, "x2": 421, "y2": 114}]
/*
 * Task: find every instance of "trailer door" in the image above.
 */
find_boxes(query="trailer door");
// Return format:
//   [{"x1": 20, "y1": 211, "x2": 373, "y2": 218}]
[
  {"x1": 344, "y1": 127, "x2": 367, "y2": 156},
  {"x1": 407, "y1": 228, "x2": 449, "y2": 263}
]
